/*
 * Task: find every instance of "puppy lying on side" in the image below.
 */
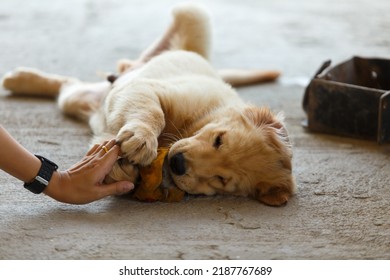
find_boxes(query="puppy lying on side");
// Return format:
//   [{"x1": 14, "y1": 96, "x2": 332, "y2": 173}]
[{"x1": 2, "y1": 3, "x2": 295, "y2": 206}]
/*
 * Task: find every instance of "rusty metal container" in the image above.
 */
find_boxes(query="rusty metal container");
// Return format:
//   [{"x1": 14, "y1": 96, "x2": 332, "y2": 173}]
[{"x1": 303, "y1": 57, "x2": 390, "y2": 143}]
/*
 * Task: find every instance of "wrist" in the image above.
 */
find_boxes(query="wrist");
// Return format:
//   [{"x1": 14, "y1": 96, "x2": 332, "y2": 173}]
[
  {"x1": 43, "y1": 170, "x2": 61, "y2": 198},
  {"x1": 23, "y1": 155, "x2": 58, "y2": 194}
]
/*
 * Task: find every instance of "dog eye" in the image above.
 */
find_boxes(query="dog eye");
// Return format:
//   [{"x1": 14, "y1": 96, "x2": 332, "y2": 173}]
[
  {"x1": 213, "y1": 134, "x2": 223, "y2": 149},
  {"x1": 217, "y1": 175, "x2": 226, "y2": 185}
]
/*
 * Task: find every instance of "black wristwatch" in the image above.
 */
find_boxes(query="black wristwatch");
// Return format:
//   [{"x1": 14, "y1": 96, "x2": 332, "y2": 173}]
[{"x1": 24, "y1": 155, "x2": 58, "y2": 194}]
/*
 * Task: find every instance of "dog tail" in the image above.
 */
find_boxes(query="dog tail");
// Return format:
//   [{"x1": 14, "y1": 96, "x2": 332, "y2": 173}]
[{"x1": 218, "y1": 69, "x2": 281, "y2": 87}]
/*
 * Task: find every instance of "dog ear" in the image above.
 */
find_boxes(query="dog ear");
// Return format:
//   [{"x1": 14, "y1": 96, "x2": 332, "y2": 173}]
[
  {"x1": 243, "y1": 106, "x2": 292, "y2": 161},
  {"x1": 253, "y1": 181, "x2": 294, "y2": 206},
  {"x1": 243, "y1": 106, "x2": 282, "y2": 128},
  {"x1": 243, "y1": 106, "x2": 295, "y2": 206}
]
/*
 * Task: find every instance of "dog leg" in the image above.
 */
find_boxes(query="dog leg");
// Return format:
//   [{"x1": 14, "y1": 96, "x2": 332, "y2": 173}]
[
  {"x1": 218, "y1": 69, "x2": 281, "y2": 87},
  {"x1": 105, "y1": 86, "x2": 166, "y2": 166},
  {"x1": 2, "y1": 67, "x2": 79, "y2": 97},
  {"x1": 142, "y1": 3, "x2": 211, "y2": 61},
  {"x1": 1, "y1": 67, "x2": 111, "y2": 121},
  {"x1": 58, "y1": 81, "x2": 111, "y2": 121},
  {"x1": 116, "y1": 3, "x2": 211, "y2": 75}
]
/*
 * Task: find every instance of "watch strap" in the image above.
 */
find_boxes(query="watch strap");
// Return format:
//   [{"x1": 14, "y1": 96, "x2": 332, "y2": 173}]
[{"x1": 24, "y1": 155, "x2": 58, "y2": 194}]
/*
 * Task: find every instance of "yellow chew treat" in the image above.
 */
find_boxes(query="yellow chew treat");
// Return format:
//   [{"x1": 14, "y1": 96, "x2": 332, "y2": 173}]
[{"x1": 133, "y1": 147, "x2": 185, "y2": 202}]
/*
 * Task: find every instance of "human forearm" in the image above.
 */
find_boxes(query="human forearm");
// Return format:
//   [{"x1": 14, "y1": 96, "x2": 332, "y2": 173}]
[
  {"x1": 0, "y1": 127, "x2": 133, "y2": 204},
  {"x1": 0, "y1": 125, "x2": 41, "y2": 182}
]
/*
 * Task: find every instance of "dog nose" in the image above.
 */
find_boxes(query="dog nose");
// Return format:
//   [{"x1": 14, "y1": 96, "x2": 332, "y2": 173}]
[{"x1": 169, "y1": 152, "x2": 186, "y2": 176}]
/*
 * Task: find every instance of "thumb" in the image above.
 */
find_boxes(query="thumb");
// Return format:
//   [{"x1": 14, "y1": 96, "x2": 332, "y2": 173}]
[{"x1": 98, "y1": 181, "x2": 134, "y2": 198}]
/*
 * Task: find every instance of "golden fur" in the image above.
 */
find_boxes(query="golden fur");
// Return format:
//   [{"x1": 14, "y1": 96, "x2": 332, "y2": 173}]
[{"x1": 2, "y1": 3, "x2": 294, "y2": 206}]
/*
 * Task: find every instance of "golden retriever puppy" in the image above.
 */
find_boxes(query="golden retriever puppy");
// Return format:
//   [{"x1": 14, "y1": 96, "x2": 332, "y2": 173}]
[{"x1": 2, "y1": 3, "x2": 294, "y2": 206}]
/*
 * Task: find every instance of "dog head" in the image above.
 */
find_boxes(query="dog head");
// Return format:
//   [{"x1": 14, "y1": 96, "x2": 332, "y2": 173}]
[{"x1": 168, "y1": 106, "x2": 295, "y2": 206}]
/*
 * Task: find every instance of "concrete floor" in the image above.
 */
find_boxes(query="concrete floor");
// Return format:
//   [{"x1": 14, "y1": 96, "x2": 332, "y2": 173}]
[{"x1": 0, "y1": 0, "x2": 389, "y2": 259}]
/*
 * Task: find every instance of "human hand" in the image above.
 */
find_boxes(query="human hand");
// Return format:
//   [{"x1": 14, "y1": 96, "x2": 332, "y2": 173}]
[{"x1": 44, "y1": 139, "x2": 134, "y2": 204}]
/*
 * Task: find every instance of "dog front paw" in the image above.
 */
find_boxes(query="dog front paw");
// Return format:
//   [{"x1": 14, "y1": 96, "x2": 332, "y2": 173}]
[
  {"x1": 104, "y1": 158, "x2": 139, "y2": 184},
  {"x1": 117, "y1": 125, "x2": 158, "y2": 166}
]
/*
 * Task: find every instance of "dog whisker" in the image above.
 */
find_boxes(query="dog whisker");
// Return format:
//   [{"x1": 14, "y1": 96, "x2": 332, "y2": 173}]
[
  {"x1": 160, "y1": 132, "x2": 181, "y2": 145},
  {"x1": 167, "y1": 119, "x2": 185, "y2": 140}
]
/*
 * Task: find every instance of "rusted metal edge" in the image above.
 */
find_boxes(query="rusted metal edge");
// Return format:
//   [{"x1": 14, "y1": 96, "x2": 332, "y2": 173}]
[
  {"x1": 378, "y1": 91, "x2": 390, "y2": 143},
  {"x1": 303, "y1": 57, "x2": 390, "y2": 144}
]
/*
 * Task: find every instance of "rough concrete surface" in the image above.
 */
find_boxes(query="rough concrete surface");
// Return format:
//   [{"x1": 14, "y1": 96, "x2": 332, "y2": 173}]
[{"x1": 0, "y1": 0, "x2": 389, "y2": 260}]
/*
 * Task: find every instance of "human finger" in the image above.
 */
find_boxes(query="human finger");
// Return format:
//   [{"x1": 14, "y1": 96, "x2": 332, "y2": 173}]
[
  {"x1": 68, "y1": 144, "x2": 103, "y2": 170},
  {"x1": 98, "y1": 139, "x2": 117, "y2": 157},
  {"x1": 99, "y1": 144, "x2": 121, "y2": 170},
  {"x1": 68, "y1": 154, "x2": 97, "y2": 171},
  {"x1": 86, "y1": 143, "x2": 101, "y2": 156},
  {"x1": 70, "y1": 140, "x2": 119, "y2": 173}
]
